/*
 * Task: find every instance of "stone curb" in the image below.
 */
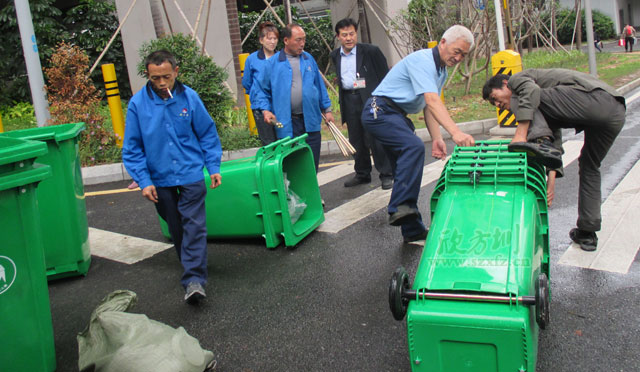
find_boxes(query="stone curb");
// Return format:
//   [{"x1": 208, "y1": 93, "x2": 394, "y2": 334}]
[{"x1": 81, "y1": 78, "x2": 640, "y2": 186}]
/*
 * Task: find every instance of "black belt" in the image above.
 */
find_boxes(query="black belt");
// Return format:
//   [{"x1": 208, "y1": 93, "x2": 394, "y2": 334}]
[
  {"x1": 375, "y1": 96, "x2": 407, "y2": 116},
  {"x1": 343, "y1": 89, "x2": 360, "y2": 95}
]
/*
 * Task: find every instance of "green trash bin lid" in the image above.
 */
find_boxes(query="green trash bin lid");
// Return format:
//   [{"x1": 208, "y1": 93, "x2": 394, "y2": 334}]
[
  {"x1": 0, "y1": 136, "x2": 48, "y2": 167},
  {"x1": 0, "y1": 163, "x2": 51, "y2": 191},
  {"x1": 0, "y1": 122, "x2": 85, "y2": 143}
]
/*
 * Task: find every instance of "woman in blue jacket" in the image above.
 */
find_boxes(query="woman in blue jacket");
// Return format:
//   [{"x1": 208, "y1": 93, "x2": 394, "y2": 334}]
[{"x1": 242, "y1": 22, "x2": 279, "y2": 146}]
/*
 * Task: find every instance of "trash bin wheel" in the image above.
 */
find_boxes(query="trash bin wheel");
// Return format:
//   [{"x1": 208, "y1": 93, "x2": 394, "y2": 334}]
[
  {"x1": 536, "y1": 272, "x2": 550, "y2": 329},
  {"x1": 389, "y1": 267, "x2": 410, "y2": 321}
]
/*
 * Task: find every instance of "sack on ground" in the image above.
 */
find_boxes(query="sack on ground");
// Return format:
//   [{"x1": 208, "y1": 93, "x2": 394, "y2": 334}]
[{"x1": 77, "y1": 290, "x2": 216, "y2": 372}]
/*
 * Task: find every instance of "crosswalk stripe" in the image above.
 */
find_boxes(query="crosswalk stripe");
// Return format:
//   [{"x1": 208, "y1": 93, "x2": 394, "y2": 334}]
[
  {"x1": 89, "y1": 227, "x2": 172, "y2": 264},
  {"x1": 318, "y1": 140, "x2": 584, "y2": 235},
  {"x1": 317, "y1": 159, "x2": 354, "y2": 186},
  {"x1": 559, "y1": 158, "x2": 640, "y2": 274}
]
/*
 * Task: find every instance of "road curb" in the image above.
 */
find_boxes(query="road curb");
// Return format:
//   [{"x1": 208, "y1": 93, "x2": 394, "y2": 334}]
[{"x1": 81, "y1": 77, "x2": 640, "y2": 186}]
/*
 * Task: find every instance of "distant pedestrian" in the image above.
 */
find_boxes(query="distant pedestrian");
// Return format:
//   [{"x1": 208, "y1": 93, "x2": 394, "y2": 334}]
[
  {"x1": 330, "y1": 18, "x2": 393, "y2": 190},
  {"x1": 242, "y1": 22, "x2": 279, "y2": 146},
  {"x1": 594, "y1": 32, "x2": 602, "y2": 52},
  {"x1": 482, "y1": 68, "x2": 626, "y2": 252},
  {"x1": 253, "y1": 23, "x2": 334, "y2": 172},
  {"x1": 361, "y1": 25, "x2": 476, "y2": 244},
  {"x1": 123, "y1": 50, "x2": 222, "y2": 304},
  {"x1": 623, "y1": 24, "x2": 636, "y2": 52}
]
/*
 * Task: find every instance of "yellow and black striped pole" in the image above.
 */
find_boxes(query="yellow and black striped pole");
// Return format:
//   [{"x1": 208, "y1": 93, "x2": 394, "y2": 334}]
[
  {"x1": 101, "y1": 64, "x2": 125, "y2": 147},
  {"x1": 0, "y1": 113, "x2": 4, "y2": 133},
  {"x1": 238, "y1": 53, "x2": 257, "y2": 135},
  {"x1": 490, "y1": 50, "x2": 522, "y2": 127}
]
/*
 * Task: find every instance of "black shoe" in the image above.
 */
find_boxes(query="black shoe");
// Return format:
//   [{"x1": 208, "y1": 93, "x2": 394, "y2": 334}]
[
  {"x1": 569, "y1": 228, "x2": 598, "y2": 251},
  {"x1": 389, "y1": 204, "x2": 419, "y2": 226},
  {"x1": 403, "y1": 229, "x2": 428, "y2": 243},
  {"x1": 344, "y1": 176, "x2": 371, "y2": 187},
  {"x1": 381, "y1": 178, "x2": 393, "y2": 190},
  {"x1": 184, "y1": 282, "x2": 206, "y2": 304},
  {"x1": 508, "y1": 138, "x2": 563, "y2": 169}
]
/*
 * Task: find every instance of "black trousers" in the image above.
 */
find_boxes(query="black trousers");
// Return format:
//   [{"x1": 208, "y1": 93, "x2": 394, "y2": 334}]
[
  {"x1": 526, "y1": 87, "x2": 626, "y2": 232},
  {"x1": 342, "y1": 92, "x2": 393, "y2": 180}
]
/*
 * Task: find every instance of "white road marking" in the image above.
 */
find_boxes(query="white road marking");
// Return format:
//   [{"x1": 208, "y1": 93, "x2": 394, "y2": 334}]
[
  {"x1": 89, "y1": 227, "x2": 172, "y2": 264},
  {"x1": 317, "y1": 160, "x2": 354, "y2": 186},
  {"x1": 559, "y1": 158, "x2": 640, "y2": 274}
]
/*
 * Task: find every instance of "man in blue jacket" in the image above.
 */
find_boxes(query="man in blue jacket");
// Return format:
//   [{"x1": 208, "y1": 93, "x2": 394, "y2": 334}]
[
  {"x1": 122, "y1": 50, "x2": 222, "y2": 304},
  {"x1": 254, "y1": 23, "x2": 334, "y2": 171}
]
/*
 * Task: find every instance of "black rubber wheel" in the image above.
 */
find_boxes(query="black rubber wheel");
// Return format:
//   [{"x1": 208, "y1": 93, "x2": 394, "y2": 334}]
[
  {"x1": 389, "y1": 267, "x2": 410, "y2": 321},
  {"x1": 536, "y1": 273, "x2": 550, "y2": 329}
]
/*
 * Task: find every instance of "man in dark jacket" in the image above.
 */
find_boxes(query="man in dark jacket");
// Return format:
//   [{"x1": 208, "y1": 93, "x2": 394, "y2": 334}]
[
  {"x1": 330, "y1": 18, "x2": 393, "y2": 189},
  {"x1": 482, "y1": 69, "x2": 626, "y2": 252}
]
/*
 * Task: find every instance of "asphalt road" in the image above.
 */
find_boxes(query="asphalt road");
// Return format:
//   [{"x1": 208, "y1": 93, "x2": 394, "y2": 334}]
[{"x1": 47, "y1": 95, "x2": 640, "y2": 371}]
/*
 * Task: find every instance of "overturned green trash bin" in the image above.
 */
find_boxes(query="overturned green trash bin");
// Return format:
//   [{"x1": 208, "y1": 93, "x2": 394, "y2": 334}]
[
  {"x1": 0, "y1": 123, "x2": 91, "y2": 279},
  {"x1": 159, "y1": 135, "x2": 324, "y2": 248},
  {"x1": 0, "y1": 136, "x2": 56, "y2": 372}
]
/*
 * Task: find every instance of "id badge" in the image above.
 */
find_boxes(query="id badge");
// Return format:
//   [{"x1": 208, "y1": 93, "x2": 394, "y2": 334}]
[{"x1": 353, "y1": 77, "x2": 366, "y2": 89}]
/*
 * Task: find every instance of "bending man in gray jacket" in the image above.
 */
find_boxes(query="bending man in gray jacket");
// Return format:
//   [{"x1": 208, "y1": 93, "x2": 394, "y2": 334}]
[{"x1": 482, "y1": 68, "x2": 626, "y2": 252}]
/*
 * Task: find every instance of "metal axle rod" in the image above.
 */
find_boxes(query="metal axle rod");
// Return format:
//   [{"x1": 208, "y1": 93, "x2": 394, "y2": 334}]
[{"x1": 404, "y1": 290, "x2": 536, "y2": 305}]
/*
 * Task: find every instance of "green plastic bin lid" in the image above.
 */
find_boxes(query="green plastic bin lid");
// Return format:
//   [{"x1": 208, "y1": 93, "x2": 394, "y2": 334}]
[
  {"x1": 0, "y1": 136, "x2": 48, "y2": 167},
  {"x1": 0, "y1": 122, "x2": 85, "y2": 143}
]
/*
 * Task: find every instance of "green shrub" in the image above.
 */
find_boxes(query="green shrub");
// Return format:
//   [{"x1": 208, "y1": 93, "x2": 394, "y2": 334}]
[
  {"x1": 544, "y1": 8, "x2": 615, "y2": 45},
  {"x1": 137, "y1": 34, "x2": 234, "y2": 125}
]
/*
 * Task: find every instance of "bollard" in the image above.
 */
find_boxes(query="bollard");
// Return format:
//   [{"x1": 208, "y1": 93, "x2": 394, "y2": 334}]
[
  {"x1": 101, "y1": 64, "x2": 125, "y2": 147},
  {"x1": 238, "y1": 53, "x2": 257, "y2": 135},
  {"x1": 0, "y1": 113, "x2": 3, "y2": 133},
  {"x1": 491, "y1": 50, "x2": 523, "y2": 127}
]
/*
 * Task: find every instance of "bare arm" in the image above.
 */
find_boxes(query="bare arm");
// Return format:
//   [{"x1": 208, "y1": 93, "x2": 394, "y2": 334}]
[{"x1": 423, "y1": 93, "x2": 474, "y2": 147}]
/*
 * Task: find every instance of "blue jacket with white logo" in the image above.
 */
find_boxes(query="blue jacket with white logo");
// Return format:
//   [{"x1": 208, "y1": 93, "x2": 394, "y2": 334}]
[
  {"x1": 122, "y1": 81, "x2": 222, "y2": 189},
  {"x1": 253, "y1": 50, "x2": 332, "y2": 138}
]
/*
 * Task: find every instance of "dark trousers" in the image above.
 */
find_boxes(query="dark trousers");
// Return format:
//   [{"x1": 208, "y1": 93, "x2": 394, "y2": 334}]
[
  {"x1": 342, "y1": 92, "x2": 393, "y2": 180},
  {"x1": 155, "y1": 180, "x2": 208, "y2": 288},
  {"x1": 361, "y1": 97, "x2": 426, "y2": 238},
  {"x1": 253, "y1": 109, "x2": 278, "y2": 146},
  {"x1": 527, "y1": 87, "x2": 626, "y2": 232},
  {"x1": 625, "y1": 36, "x2": 634, "y2": 52},
  {"x1": 291, "y1": 115, "x2": 321, "y2": 172}
]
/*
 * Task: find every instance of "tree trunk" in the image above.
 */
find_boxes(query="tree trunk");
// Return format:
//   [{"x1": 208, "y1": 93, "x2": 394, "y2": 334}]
[
  {"x1": 576, "y1": 0, "x2": 582, "y2": 49},
  {"x1": 149, "y1": 0, "x2": 166, "y2": 38}
]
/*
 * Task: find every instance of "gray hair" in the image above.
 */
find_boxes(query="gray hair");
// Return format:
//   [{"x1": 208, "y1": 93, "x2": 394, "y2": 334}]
[{"x1": 441, "y1": 25, "x2": 475, "y2": 50}]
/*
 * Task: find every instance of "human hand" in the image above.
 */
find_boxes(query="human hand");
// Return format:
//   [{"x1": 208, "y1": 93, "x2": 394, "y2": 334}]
[
  {"x1": 547, "y1": 171, "x2": 557, "y2": 207},
  {"x1": 452, "y1": 132, "x2": 475, "y2": 147},
  {"x1": 263, "y1": 110, "x2": 276, "y2": 125},
  {"x1": 432, "y1": 138, "x2": 447, "y2": 159},
  {"x1": 210, "y1": 174, "x2": 221, "y2": 189},
  {"x1": 142, "y1": 185, "x2": 158, "y2": 203},
  {"x1": 324, "y1": 112, "x2": 335, "y2": 125}
]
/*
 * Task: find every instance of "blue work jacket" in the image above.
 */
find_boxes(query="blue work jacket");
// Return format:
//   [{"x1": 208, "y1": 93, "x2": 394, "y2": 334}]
[
  {"x1": 253, "y1": 50, "x2": 332, "y2": 138},
  {"x1": 122, "y1": 81, "x2": 222, "y2": 190},
  {"x1": 242, "y1": 48, "x2": 274, "y2": 108}
]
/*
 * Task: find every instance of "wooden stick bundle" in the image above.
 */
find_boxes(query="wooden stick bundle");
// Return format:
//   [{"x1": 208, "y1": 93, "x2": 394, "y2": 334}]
[{"x1": 322, "y1": 114, "x2": 356, "y2": 157}]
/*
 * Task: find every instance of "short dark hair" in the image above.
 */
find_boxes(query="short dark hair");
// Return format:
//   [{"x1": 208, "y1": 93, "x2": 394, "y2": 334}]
[
  {"x1": 335, "y1": 18, "x2": 358, "y2": 35},
  {"x1": 259, "y1": 21, "x2": 279, "y2": 39},
  {"x1": 482, "y1": 74, "x2": 510, "y2": 100},
  {"x1": 144, "y1": 50, "x2": 177, "y2": 71},
  {"x1": 282, "y1": 23, "x2": 302, "y2": 39}
]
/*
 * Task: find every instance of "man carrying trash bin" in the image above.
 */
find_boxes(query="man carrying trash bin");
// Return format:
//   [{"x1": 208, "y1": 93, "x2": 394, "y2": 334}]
[
  {"x1": 360, "y1": 25, "x2": 476, "y2": 244},
  {"x1": 481, "y1": 68, "x2": 626, "y2": 252},
  {"x1": 122, "y1": 50, "x2": 222, "y2": 304}
]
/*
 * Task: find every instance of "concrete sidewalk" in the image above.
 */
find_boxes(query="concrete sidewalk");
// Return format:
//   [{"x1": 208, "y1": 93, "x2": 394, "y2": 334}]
[{"x1": 81, "y1": 77, "x2": 640, "y2": 186}]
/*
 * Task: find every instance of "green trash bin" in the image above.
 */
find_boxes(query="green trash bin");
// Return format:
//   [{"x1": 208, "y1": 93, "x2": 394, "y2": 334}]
[
  {"x1": 159, "y1": 135, "x2": 324, "y2": 248},
  {"x1": 0, "y1": 137, "x2": 56, "y2": 372},
  {"x1": 0, "y1": 123, "x2": 91, "y2": 279}
]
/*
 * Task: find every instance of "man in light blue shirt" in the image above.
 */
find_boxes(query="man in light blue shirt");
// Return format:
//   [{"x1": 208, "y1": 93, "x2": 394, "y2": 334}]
[{"x1": 361, "y1": 25, "x2": 475, "y2": 243}]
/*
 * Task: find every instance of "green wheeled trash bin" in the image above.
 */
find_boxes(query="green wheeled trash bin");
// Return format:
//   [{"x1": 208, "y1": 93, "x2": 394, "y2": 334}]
[
  {"x1": 0, "y1": 136, "x2": 56, "y2": 372},
  {"x1": 159, "y1": 135, "x2": 324, "y2": 248},
  {"x1": 0, "y1": 122, "x2": 91, "y2": 280}
]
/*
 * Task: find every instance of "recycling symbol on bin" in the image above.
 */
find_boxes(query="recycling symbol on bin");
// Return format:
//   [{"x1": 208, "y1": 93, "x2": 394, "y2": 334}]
[{"x1": 0, "y1": 256, "x2": 17, "y2": 295}]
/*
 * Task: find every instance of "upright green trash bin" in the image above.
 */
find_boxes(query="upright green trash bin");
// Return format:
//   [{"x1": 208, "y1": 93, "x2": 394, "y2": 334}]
[
  {"x1": 159, "y1": 135, "x2": 324, "y2": 248},
  {"x1": 0, "y1": 137, "x2": 56, "y2": 372},
  {"x1": 0, "y1": 122, "x2": 91, "y2": 279}
]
